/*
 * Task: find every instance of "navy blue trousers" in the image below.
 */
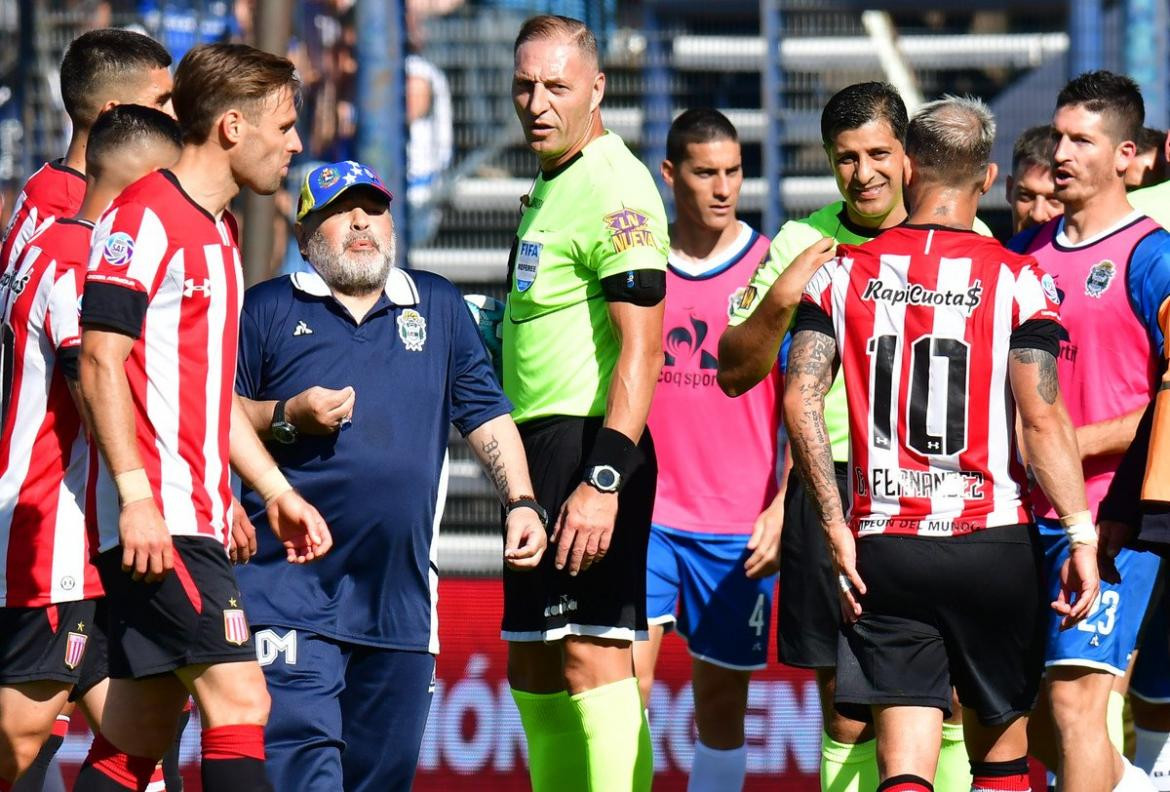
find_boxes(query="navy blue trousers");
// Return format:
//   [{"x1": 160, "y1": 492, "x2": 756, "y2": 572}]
[{"x1": 255, "y1": 626, "x2": 435, "y2": 791}]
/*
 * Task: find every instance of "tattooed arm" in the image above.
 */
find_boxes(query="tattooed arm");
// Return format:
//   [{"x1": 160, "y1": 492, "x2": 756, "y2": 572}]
[
  {"x1": 783, "y1": 327, "x2": 866, "y2": 620},
  {"x1": 1009, "y1": 345, "x2": 1098, "y2": 625},
  {"x1": 466, "y1": 414, "x2": 547, "y2": 570},
  {"x1": 783, "y1": 329, "x2": 845, "y2": 529},
  {"x1": 466, "y1": 414, "x2": 532, "y2": 504},
  {"x1": 1008, "y1": 347, "x2": 1087, "y2": 518}
]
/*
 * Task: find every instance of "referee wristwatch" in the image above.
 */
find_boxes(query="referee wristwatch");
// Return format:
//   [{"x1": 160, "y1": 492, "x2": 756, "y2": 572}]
[
  {"x1": 584, "y1": 464, "x2": 622, "y2": 493},
  {"x1": 270, "y1": 400, "x2": 298, "y2": 445},
  {"x1": 506, "y1": 497, "x2": 548, "y2": 528}
]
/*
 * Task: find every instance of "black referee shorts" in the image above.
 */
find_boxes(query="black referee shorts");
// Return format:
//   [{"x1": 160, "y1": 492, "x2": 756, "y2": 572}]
[
  {"x1": 501, "y1": 416, "x2": 655, "y2": 643},
  {"x1": 835, "y1": 523, "x2": 1046, "y2": 726},
  {"x1": 777, "y1": 463, "x2": 850, "y2": 669},
  {"x1": 96, "y1": 535, "x2": 257, "y2": 678}
]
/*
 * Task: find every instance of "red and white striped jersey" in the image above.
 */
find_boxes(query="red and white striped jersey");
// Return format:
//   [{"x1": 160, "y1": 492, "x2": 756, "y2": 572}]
[
  {"x1": 798, "y1": 225, "x2": 1063, "y2": 537},
  {"x1": 1, "y1": 161, "x2": 87, "y2": 278},
  {"x1": 0, "y1": 217, "x2": 103, "y2": 606},
  {"x1": 82, "y1": 170, "x2": 243, "y2": 552}
]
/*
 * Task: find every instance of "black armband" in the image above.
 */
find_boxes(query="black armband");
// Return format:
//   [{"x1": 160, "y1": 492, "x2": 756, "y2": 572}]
[
  {"x1": 80, "y1": 282, "x2": 147, "y2": 339},
  {"x1": 1009, "y1": 318, "x2": 1066, "y2": 360},
  {"x1": 600, "y1": 270, "x2": 666, "y2": 306},
  {"x1": 584, "y1": 426, "x2": 645, "y2": 480},
  {"x1": 57, "y1": 347, "x2": 80, "y2": 382},
  {"x1": 792, "y1": 300, "x2": 836, "y2": 339}
]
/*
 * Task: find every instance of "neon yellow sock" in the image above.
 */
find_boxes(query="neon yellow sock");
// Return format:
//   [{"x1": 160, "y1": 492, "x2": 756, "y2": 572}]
[
  {"x1": 821, "y1": 733, "x2": 879, "y2": 792},
  {"x1": 1108, "y1": 689, "x2": 1126, "y2": 756},
  {"x1": 933, "y1": 721, "x2": 972, "y2": 791},
  {"x1": 571, "y1": 678, "x2": 653, "y2": 792},
  {"x1": 512, "y1": 688, "x2": 588, "y2": 792}
]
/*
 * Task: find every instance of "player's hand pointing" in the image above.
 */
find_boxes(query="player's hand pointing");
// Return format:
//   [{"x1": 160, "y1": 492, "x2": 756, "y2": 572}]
[
  {"x1": 1053, "y1": 542, "x2": 1100, "y2": 629},
  {"x1": 552, "y1": 483, "x2": 618, "y2": 576},
  {"x1": 825, "y1": 522, "x2": 866, "y2": 623},
  {"x1": 267, "y1": 490, "x2": 333, "y2": 563}
]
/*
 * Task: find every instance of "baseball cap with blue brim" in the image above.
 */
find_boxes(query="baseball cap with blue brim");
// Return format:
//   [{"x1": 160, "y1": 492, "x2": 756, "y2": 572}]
[{"x1": 297, "y1": 160, "x2": 393, "y2": 222}]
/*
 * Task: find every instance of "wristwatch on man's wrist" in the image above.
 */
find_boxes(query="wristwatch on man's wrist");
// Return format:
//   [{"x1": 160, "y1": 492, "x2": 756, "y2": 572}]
[
  {"x1": 583, "y1": 464, "x2": 622, "y2": 494},
  {"x1": 270, "y1": 400, "x2": 298, "y2": 445},
  {"x1": 506, "y1": 497, "x2": 548, "y2": 528}
]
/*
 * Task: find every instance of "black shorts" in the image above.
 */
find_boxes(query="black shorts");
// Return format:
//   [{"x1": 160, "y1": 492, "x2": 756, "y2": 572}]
[
  {"x1": 777, "y1": 463, "x2": 849, "y2": 668},
  {"x1": 96, "y1": 536, "x2": 256, "y2": 678},
  {"x1": 70, "y1": 598, "x2": 109, "y2": 702},
  {"x1": 0, "y1": 599, "x2": 98, "y2": 686},
  {"x1": 835, "y1": 523, "x2": 1046, "y2": 726},
  {"x1": 501, "y1": 416, "x2": 656, "y2": 642}
]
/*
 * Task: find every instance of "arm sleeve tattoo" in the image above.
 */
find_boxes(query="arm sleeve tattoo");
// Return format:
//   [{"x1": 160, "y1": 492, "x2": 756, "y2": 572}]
[{"x1": 785, "y1": 329, "x2": 846, "y2": 528}]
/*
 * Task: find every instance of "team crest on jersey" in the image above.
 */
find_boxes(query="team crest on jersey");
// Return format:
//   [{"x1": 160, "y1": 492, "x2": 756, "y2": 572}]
[
  {"x1": 317, "y1": 167, "x2": 339, "y2": 189},
  {"x1": 397, "y1": 309, "x2": 427, "y2": 351},
  {"x1": 101, "y1": 232, "x2": 135, "y2": 268},
  {"x1": 1041, "y1": 273, "x2": 1061, "y2": 304},
  {"x1": 734, "y1": 286, "x2": 757, "y2": 314},
  {"x1": 603, "y1": 208, "x2": 656, "y2": 253},
  {"x1": 1085, "y1": 260, "x2": 1117, "y2": 298},
  {"x1": 224, "y1": 607, "x2": 250, "y2": 646},
  {"x1": 64, "y1": 631, "x2": 88, "y2": 669},
  {"x1": 515, "y1": 239, "x2": 542, "y2": 292}
]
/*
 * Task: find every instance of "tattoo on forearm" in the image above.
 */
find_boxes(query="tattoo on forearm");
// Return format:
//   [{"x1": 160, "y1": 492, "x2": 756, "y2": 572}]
[
  {"x1": 1011, "y1": 348, "x2": 1059, "y2": 404},
  {"x1": 480, "y1": 436, "x2": 508, "y2": 497},
  {"x1": 787, "y1": 331, "x2": 846, "y2": 527}
]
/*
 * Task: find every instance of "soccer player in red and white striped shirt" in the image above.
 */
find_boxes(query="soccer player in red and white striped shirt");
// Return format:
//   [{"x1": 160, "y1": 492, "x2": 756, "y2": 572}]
[
  {"x1": 0, "y1": 105, "x2": 182, "y2": 790},
  {"x1": 74, "y1": 45, "x2": 331, "y2": 792},
  {"x1": 786, "y1": 97, "x2": 1098, "y2": 792},
  {"x1": 0, "y1": 29, "x2": 172, "y2": 279}
]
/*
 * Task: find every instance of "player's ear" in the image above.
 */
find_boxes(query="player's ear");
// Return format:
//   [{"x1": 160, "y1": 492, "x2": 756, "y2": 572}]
[
  {"x1": 294, "y1": 222, "x2": 308, "y2": 256},
  {"x1": 1115, "y1": 138, "x2": 1137, "y2": 177},
  {"x1": 589, "y1": 71, "x2": 605, "y2": 114},
  {"x1": 980, "y1": 163, "x2": 998, "y2": 195},
  {"x1": 660, "y1": 157, "x2": 674, "y2": 188},
  {"x1": 218, "y1": 108, "x2": 246, "y2": 146},
  {"x1": 1005, "y1": 174, "x2": 1015, "y2": 203},
  {"x1": 902, "y1": 156, "x2": 914, "y2": 188}
]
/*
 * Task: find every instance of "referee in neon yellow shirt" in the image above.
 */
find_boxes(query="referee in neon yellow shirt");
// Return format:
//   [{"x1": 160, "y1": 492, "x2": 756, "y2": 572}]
[{"x1": 501, "y1": 14, "x2": 668, "y2": 792}]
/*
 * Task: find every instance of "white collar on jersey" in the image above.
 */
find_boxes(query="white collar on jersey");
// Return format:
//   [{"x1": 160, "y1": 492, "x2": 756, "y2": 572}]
[
  {"x1": 1054, "y1": 209, "x2": 1143, "y2": 249},
  {"x1": 290, "y1": 267, "x2": 420, "y2": 307},
  {"x1": 667, "y1": 221, "x2": 754, "y2": 278}
]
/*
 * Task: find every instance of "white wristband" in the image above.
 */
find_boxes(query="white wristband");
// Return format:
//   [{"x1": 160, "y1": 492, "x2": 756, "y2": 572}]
[
  {"x1": 114, "y1": 468, "x2": 153, "y2": 507},
  {"x1": 253, "y1": 467, "x2": 292, "y2": 505},
  {"x1": 1061, "y1": 514, "x2": 1098, "y2": 548}
]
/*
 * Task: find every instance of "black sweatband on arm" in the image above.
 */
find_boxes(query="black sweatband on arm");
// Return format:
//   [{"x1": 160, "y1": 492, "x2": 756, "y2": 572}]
[
  {"x1": 792, "y1": 300, "x2": 836, "y2": 339},
  {"x1": 584, "y1": 426, "x2": 645, "y2": 481},
  {"x1": 58, "y1": 347, "x2": 80, "y2": 382},
  {"x1": 600, "y1": 270, "x2": 666, "y2": 306},
  {"x1": 1009, "y1": 318, "x2": 1065, "y2": 359}
]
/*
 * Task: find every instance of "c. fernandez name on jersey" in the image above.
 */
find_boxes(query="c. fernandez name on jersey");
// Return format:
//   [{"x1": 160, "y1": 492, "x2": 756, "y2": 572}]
[{"x1": 861, "y1": 467, "x2": 987, "y2": 500}]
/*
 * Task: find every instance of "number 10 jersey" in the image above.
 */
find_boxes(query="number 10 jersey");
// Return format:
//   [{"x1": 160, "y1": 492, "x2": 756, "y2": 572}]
[{"x1": 796, "y1": 225, "x2": 1063, "y2": 537}]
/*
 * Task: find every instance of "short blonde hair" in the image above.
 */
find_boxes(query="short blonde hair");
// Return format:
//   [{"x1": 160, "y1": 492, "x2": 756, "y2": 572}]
[{"x1": 514, "y1": 15, "x2": 599, "y2": 71}]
